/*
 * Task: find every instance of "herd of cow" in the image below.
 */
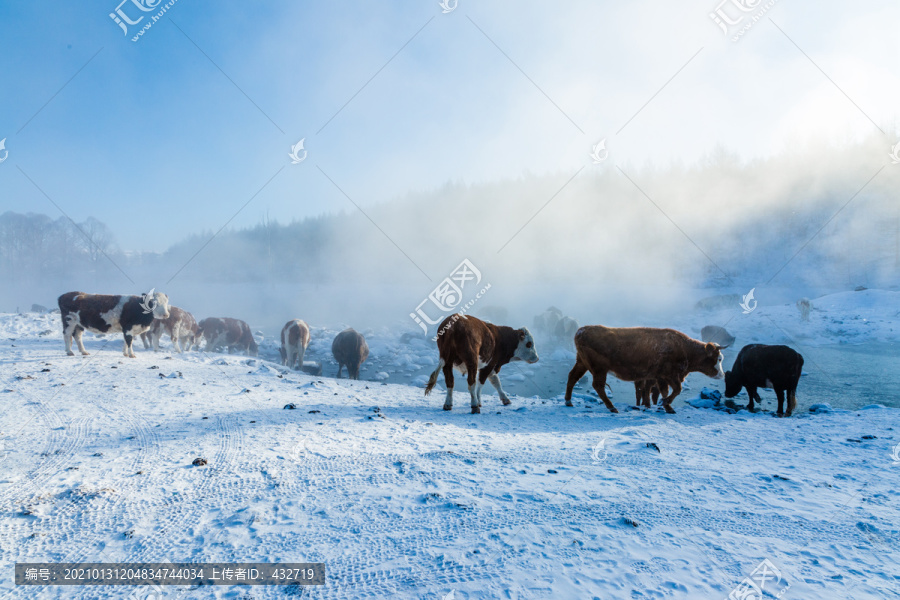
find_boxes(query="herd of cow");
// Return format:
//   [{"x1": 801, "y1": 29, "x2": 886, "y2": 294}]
[{"x1": 55, "y1": 291, "x2": 805, "y2": 417}]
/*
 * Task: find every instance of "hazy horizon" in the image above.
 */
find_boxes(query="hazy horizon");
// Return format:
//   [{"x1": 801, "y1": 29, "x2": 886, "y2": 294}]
[{"x1": 1, "y1": 1, "x2": 899, "y2": 250}]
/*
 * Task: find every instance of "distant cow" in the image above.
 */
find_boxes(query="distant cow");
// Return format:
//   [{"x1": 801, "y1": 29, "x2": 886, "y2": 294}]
[
  {"x1": 554, "y1": 316, "x2": 579, "y2": 343},
  {"x1": 197, "y1": 317, "x2": 258, "y2": 356},
  {"x1": 31, "y1": 303, "x2": 48, "y2": 313},
  {"x1": 140, "y1": 306, "x2": 199, "y2": 353},
  {"x1": 280, "y1": 319, "x2": 311, "y2": 371},
  {"x1": 424, "y1": 314, "x2": 539, "y2": 414},
  {"x1": 694, "y1": 294, "x2": 742, "y2": 311},
  {"x1": 58, "y1": 290, "x2": 170, "y2": 358},
  {"x1": 565, "y1": 326, "x2": 724, "y2": 414},
  {"x1": 700, "y1": 325, "x2": 735, "y2": 349},
  {"x1": 724, "y1": 344, "x2": 803, "y2": 417},
  {"x1": 332, "y1": 328, "x2": 369, "y2": 380},
  {"x1": 797, "y1": 298, "x2": 811, "y2": 322},
  {"x1": 533, "y1": 306, "x2": 563, "y2": 337}
]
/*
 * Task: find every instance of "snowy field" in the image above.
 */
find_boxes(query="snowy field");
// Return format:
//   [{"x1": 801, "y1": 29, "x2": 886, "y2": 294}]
[{"x1": 1, "y1": 290, "x2": 899, "y2": 599}]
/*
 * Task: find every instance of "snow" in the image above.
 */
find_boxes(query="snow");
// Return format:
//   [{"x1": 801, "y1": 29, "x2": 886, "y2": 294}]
[
  {"x1": 682, "y1": 289, "x2": 900, "y2": 347},
  {"x1": 0, "y1": 291, "x2": 899, "y2": 599}
]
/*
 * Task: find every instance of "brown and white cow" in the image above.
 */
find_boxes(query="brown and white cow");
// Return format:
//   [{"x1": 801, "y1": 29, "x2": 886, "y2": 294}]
[
  {"x1": 197, "y1": 317, "x2": 258, "y2": 356},
  {"x1": 424, "y1": 314, "x2": 539, "y2": 414},
  {"x1": 58, "y1": 290, "x2": 170, "y2": 358},
  {"x1": 332, "y1": 328, "x2": 368, "y2": 379},
  {"x1": 565, "y1": 325, "x2": 724, "y2": 414},
  {"x1": 140, "y1": 306, "x2": 199, "y2": 353},
  {"x1": 280, "y1": 319, "x2": 311, "y2": 370}
]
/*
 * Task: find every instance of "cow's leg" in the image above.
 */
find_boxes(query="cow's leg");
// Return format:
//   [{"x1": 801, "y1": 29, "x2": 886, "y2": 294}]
[
  {"x1": 63, "y1": 316, "x2": 77, "y2": 355},
  {"x1": 466, "y1": 358, "x2": 480, "y2": 414},
  {"x1": 73, "y1": 326, "x2": 89, "y2": 356},
  {"x1": 140, "y1": 332, "x2": 150, "y2": 350},
  {"x1": 336, "y1": 363, "x2": 344, "y2": 379},
  {"x1": 786, "y1": 388, "x2": 797, "y2": 417},
  {"x1": 634, "y1": 382, "x2": 643, "y2": 407},
  {"x1": 589, "y1": 371, "x2": 617, "y2": 413},
  {"x1": 565, "y1": 358, "x2": 588, "y2": 407},
  {"x1": 488, "y1": 373, "x2": 511, "y2": 405},
  {"x1": 660, "y1": 379, "x2": 682, "y2": 414},
  {"x1": 168, "y1": 326, "x2": 181, "y2": 353},
  {"x1": 123, "y1": 334, "x2": 134, "y2": 358},
  {"x1": 296, "y1": 345, "x2": 306, "y2": 371},
  {"x1": 173, "y1": 332, "x2": 184, "y2": 353},
  {"x1": 775, "y1": 388, "x2": 786, "y2": 417},
  {"x1": 641, "y1": 381, "x2": 654, "y2": 408},
  {"x1": 442, "y1": 362, "x2": 455, "y2": 410},
  {"x1": 654, "y1": 384, "x2": 668, "y2": 406},
  {"x1": 746, "y1": 387, "x2": 757, "y2": 412}
]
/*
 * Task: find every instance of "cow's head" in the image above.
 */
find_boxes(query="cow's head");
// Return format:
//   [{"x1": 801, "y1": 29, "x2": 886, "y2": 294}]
[
  {"x1": 723, "y1": 370, "x2": 742, "y2": 397},
  {"x1": 512, "y1": 328, "x2": 539, "y2": 364},
  {"x1": 698, "y1": 342, "x2": 725, "y2": 380},
  {"x1": 141, "y1": 291, "x2": 170, "y2": 320}
]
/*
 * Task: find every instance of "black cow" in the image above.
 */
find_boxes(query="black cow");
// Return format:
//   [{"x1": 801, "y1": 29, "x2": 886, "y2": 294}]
[{"x1": 724, "y1": 344, "x2": 804, "y2": 417}]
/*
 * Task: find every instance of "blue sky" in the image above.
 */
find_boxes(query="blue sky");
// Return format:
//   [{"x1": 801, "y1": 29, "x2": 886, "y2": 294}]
[{"x1": 1, "y1": 0, "x2": 898, "y2": 251}]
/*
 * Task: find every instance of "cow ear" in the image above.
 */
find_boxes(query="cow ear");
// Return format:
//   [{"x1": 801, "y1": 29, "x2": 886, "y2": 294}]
[{"x1": 519, "y1": 330, "x2": 526, "y2": 339}]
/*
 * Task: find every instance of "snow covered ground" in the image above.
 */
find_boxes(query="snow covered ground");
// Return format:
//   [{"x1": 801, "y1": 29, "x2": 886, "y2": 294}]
[{"x1": 0, "y1": 290, "x2": 898, "y2": 598}]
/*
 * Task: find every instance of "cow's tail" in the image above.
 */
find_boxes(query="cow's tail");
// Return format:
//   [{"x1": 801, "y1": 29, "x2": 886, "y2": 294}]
[{"x1": 424, "y1": 359, "x2": 445, "y2": 396}]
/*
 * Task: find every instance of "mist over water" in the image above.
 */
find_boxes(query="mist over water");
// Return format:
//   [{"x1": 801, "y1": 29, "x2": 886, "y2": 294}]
[{"x1": 2, "y1": 132, "x2": 897, "y2": 335}]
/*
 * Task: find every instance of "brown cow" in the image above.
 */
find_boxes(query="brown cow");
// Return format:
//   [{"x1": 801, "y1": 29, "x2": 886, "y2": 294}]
[
  {"x1": 565, "y1": 326, "x2": 724, "y2": 414},
  {"x1": 140, "y1": 306, "x2": 199, "y2": 353},
  {"x1": 280, "y1": 319, "x2": 311, "y2": 370},
  {"x1": 332, "y1": 328, "x2": 368, "y2": 380},
  {"x1": 58, "y1": 290, "x2": 170, "y2": 358},
  {"x1": 424, "y1": 314, "x2": 539, "y2": 414},
  {"x1": 197, "y1": 317, "x2": 258, "y2": 356}
]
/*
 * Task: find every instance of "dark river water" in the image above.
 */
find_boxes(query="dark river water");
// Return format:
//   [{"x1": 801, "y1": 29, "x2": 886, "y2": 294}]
[{"x1": 420, "y1": 342, "x2": 900, "y2": 413}]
